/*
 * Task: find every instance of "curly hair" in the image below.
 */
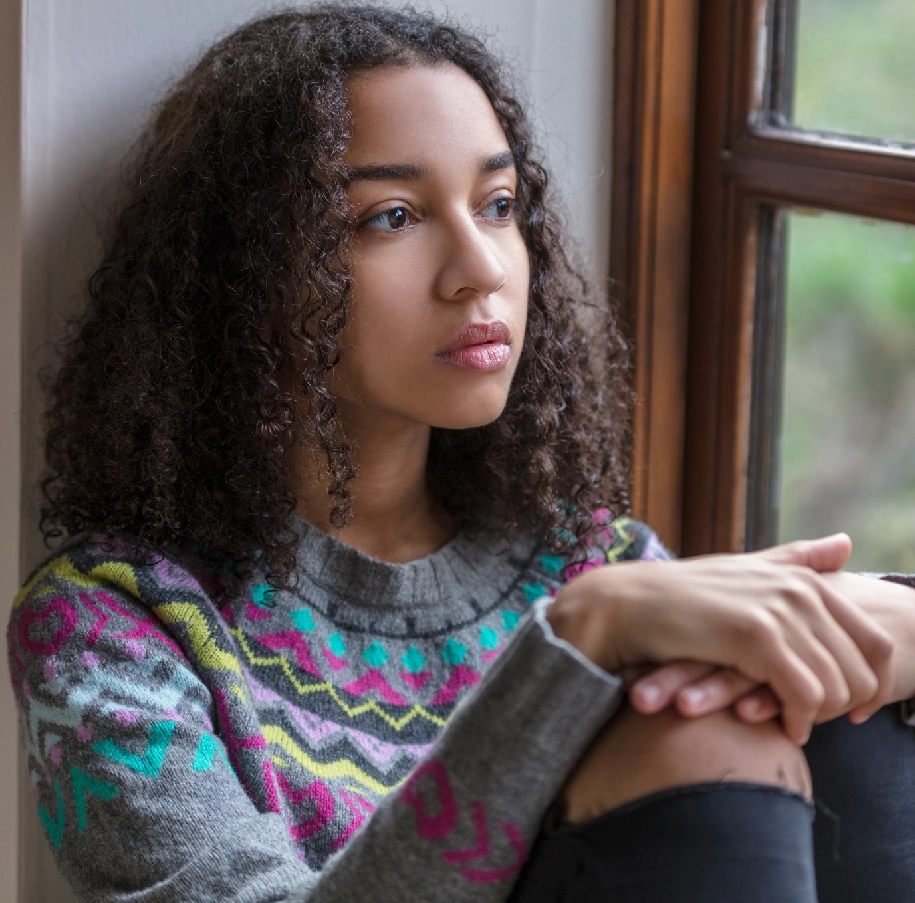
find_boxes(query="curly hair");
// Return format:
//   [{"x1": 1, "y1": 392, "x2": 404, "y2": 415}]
[{"x1": 40, "y1": 3, "x2": 634, "y2": 589}]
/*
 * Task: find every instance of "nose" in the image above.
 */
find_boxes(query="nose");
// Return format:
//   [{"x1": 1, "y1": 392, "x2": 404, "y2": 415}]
[{"x1": 434, "y1": 213, "x2": 508, "y2": 301}]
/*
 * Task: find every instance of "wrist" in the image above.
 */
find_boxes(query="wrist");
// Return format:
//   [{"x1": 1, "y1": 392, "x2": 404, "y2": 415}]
[{"x1": 548, "y1": 566, "x2": 638, "y2": 673}]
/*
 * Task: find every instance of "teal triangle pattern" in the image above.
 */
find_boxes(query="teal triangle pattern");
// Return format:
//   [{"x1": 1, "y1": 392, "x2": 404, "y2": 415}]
[
  {"x1": 538, "y1": 554, "x2": 565, "y2": 574},
  {"x1": 501, "y1": 611, "x2": 521, "y2": 630},
  {"x1": 401, "y1": 645, "x2": 426, "y2": 673},
  {"x1": 38, "y1": 780, "x2": 65, "y2": 850},
  {"x1": 93, "y1": 720, "x2": 176, "y2": 777},
  {"x1": 192, "y1": 733, "x2": 233, "y2": 773},
  {"x1": 363, "y1": 641, "x2": 388, "y2": 668},
  {"x1": 290, "y1": 607, "x2": 316, "y2": 632},
  {"x1": 71, "y1": 766, "x2": 119, "y2": 833},
  {"x1": 441, "y1": 638, "x2": 467, "y2": 665},
  {"x1": 251, "y1": 584, "x2": 275, "y2": 607}
]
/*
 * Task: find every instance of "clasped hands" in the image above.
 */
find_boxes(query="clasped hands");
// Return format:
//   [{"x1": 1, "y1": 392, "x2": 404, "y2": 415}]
[{"x1": 547, "y1": 533, "x2": 915, "y2": 746}]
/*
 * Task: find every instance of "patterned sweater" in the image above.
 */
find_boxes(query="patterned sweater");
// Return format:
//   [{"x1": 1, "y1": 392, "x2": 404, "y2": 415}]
[{"x1": 8, "y1": 513, "x2": 670, "y2": 902}]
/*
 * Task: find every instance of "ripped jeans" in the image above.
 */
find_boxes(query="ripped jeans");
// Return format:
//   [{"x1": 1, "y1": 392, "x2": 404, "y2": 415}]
[{"x1": 509, "y1": 704, "x2": 915, "y2": 902}]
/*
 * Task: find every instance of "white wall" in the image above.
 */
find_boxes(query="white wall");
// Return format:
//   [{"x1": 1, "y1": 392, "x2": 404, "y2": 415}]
[
  {"x1": 6, "y1": 1, "x2": 615, "y2": 899},
  {"x1": 1, "y1": 0, "x2": 23, "y2": 900}
]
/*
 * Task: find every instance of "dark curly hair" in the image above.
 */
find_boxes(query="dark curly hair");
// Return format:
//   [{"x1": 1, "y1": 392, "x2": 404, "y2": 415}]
[{"x1": 40, "y1": 3, "x2": 633, "y2": 589}]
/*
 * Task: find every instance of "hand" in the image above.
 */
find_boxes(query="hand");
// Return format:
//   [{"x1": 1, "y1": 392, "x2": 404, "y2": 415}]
[
  {"x1": 815, "y1": 572, "x2": 915, "y2": 721},
  {"x1": 627, "y1": 570, "x2": 914, "y2": 728},
  {"x1": 547, "y1": 535, "x2": 894, "y2": 744},
  {"x1": 624, "y1": 660, "x2": 782, "y2": 723}
]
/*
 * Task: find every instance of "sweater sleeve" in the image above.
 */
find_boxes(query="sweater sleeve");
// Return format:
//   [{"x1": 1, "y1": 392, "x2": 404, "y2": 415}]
[
  {"x1": 8, "y1": 555, "x2": 312, "y2": 902},
  {"x1": 8, "y1": 550, "x2": 623, "y2": 903}
]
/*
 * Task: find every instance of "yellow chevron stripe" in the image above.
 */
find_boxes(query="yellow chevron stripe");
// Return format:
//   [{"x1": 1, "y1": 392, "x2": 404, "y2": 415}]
[
  {"x1": 15, "y1": 557, "x2": 92, "y2": 609},
  {"x1": 154, "y1": 603, "x2": 242, "y2": 675},
  {"x1": 15, "y1": 556, "x2": 144, "y2": 609},
  {"x1": 86, "y1": 560, "x2": 141, "y2": 601},
  {"x1": 263, "y1": 725, "x2": 401, "y2": 796},
  {"x1": 229, "y1": 628, "x2": 448, "y2": 731},
  {"x1": 604, "y1": 517, "x2": 637, "y2": 563}
]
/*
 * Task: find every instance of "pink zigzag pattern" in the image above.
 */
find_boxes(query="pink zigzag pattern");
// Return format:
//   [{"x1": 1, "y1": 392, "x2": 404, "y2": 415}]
[
  {"x1": 276, "y1": 770, "x2": 334, "y2": 841},
  {"x1": 400, "y1": 671, "x2": 431, "y2": 691},
  {"x1": 402, "y1": 761, "x2": 527, "y2": 884},
  {"x1": 333, "y1": 789, "x2": 375, "y2": 850},
  {"x1": 246, "y1": 601, "x2": 271, "y2": 621},
  {"x1": 429, "y1": 665, "x2": 481, "y2": 706},
  {"x1": 91, "y1": 590, "x2": 184, "y2": 657},
  {"x1": 244, "y1": 671, "x2": 433, "y2": 767},
  {"x1": 322, "y1": 647, "x2": 347, "y2": 672},
  {"x1": 342, "y1": 670, "x2": 409, "y2": 706},
  {"x1": 80, "y1": 592, "x2": 110, "y2": 646},
  {"x1": 212, "y1": 689, "x2": 279, "y2": 813},
  {"x1": 253, "y1": 631, "x2": 321, "y2": 677}
]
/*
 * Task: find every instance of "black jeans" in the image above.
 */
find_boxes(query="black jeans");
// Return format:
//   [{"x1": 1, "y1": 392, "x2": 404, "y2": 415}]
[{"x1": 509, "y1": 705, "x2": 915, "y2": 902}]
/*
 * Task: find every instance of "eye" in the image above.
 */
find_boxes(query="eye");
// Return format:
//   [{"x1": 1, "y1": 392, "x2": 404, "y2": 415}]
[
  {"x1": 360, "y1": 206, "x2": 413, "y2": 232},
  {"x1": 481, "y1": 197, "x2": 515, "y2": 220}
]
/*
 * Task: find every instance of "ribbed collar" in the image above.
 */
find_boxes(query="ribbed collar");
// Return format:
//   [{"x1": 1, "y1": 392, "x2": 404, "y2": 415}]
[{"x1": 287, "y1": 516, "x2": 544, "y2": 638}]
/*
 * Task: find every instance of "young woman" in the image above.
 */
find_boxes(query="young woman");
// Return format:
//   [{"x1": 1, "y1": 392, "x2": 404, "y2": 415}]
[{"x1": 9, "y1": 6, "x2": 915, "y2": 902}]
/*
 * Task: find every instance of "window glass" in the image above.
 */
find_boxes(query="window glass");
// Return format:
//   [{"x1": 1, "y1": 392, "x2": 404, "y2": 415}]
[
  {"x1": 792, "y1": 0, "x2": 915, "y2": 144},
  {"x1": 778, "y1": 211, "x2": 915, "y2": 570}
]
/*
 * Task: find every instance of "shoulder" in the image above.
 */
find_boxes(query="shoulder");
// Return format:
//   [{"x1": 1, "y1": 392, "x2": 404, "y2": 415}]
[
  {"x1": 15, "y1": 534, "x2": 220, "y2": 611},
  {"x1": 9, "y1": 535, "x2": 230, "y2": 675},
  {"x1": 556, "y1": 512, "x2": 673, "y2": 583},
  {"x1": 593, "y1": 512, "x2": 674, "y2": 563}
]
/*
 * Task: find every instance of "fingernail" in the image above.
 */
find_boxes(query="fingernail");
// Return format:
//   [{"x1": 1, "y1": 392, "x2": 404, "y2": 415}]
[
  {"x1": 742, "y1": 696, "x2": 760, "y2": 714},
  {"x1": 681, "y1": 688, "x2": 706, "y2": 708},
  {"x1": 638, "y1": 684, "x2": 661, "y2": 707}
]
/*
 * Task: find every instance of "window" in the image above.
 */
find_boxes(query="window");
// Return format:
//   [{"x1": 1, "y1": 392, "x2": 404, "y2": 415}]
[{"x1": 613, "y1": 0, "x2": 915, "y2": 565}]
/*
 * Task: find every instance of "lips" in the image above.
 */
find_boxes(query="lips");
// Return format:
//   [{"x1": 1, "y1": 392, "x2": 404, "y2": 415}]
[{"x1": 433, "y1": 321, "x2": 512, "y2": 373}]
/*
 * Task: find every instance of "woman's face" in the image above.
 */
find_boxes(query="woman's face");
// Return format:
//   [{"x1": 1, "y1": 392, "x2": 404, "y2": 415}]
[{"x1": 329, "y1": 63, "x2": 530, "y2": 431}]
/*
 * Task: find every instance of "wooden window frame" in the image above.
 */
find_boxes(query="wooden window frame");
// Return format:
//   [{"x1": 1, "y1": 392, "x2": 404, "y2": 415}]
[
  {"x1": 614, "y1": 0, "x2": 915, "y2": 557},
  {"x1": 611, "y1": 0, "x2": 701, "y2": 554}
]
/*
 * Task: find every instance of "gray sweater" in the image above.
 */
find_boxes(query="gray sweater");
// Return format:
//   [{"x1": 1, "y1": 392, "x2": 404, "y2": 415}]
[{"x1": 8, "y1": 514, "x2": 671, "y2": 902}]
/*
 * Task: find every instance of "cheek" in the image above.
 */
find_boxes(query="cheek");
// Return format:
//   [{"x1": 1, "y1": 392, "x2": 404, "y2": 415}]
[
  {"x1": 504, "y1": 235, "x2": 531, "y2": 334},
  {"x1": 335, "y1": 253, "x2": 432, "y2": 388},
  {"x1": 348, "y1": 259, "x2": 426, "y2": 347}
]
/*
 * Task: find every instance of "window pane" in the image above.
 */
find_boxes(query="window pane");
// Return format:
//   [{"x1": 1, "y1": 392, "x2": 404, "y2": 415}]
[
  {"x1": 792, "y1": 0, "x2": 915, "y2": 143},
  {"x1": 778, "y1": 212, "x2": 915, "y2": 571}
]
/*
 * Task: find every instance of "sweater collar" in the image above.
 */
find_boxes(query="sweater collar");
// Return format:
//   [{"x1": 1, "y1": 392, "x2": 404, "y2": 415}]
[{"x1": 287, "y1": 516, "x2": 544, "y2": 636}]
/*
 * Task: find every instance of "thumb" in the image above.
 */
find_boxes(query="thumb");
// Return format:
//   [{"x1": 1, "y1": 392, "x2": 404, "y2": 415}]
[{"x1": 754, "y1": 533, "x2": 852, "y2": 573}]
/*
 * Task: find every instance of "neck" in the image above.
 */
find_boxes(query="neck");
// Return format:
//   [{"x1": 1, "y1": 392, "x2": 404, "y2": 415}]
[{"x1": 290, "y1": 407, "x2": 454, "y2": 563}]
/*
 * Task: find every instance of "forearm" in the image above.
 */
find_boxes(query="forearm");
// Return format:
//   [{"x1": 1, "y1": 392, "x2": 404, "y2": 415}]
[{"x1": 308, "y1": 605, "x2": 624, "y2": 902}]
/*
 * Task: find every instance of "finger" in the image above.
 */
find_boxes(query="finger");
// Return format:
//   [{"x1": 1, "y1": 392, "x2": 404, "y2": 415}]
[
  {"x1": 675, "y1": 668, "x2": 761, "y2": 717},
  {"x1": 629, "y1": 661, "x2": 717, "y2": 713},
  {"x1": 765, "y1": 587, "x2": 855, "y2": 722},
  {"x1": 808, "y1": 572, "x2": 894, "y2": 716},
  {"x1": 847, "y1": 644, "x2": 896, "y2": 722},
  {"x1": 618, "y1": 664, "x2": 655, "y2": 690},
  {"x1": 737, "y1": 620, "x2": 825, "y2": 744},
  {"x1": 754, "y1": 534, "x2": 852, "y2": 573},
  {"x1": 734, "y1": 686, "x2": 781, "y2": 723},
  {"x1": 778, "y1": 571, "x2": 881, "y2": 719}
]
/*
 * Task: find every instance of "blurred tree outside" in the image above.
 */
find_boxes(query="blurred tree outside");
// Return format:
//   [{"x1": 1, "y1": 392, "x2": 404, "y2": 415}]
[
  {"x1": 778, "y1": 0, "x2": 915, "y2": 570},
  {"x1": 793, "y1": 0, "x2": 915, "y2": 142}
]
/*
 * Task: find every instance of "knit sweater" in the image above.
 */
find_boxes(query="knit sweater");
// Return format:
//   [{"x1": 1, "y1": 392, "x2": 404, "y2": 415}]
[{"x1": 8, "y1": 513, "x2": 671, "y2": 902}]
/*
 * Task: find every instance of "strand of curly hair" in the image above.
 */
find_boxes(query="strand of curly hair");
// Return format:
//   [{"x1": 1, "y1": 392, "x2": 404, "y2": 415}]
[{"x1": 40, "y1": 4, "x2": 634, "y2": 592}]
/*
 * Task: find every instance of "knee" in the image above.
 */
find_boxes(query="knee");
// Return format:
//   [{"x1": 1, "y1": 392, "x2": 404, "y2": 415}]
[{"x1": 561, "y1": 702, "x2": 811, "y2": 823}]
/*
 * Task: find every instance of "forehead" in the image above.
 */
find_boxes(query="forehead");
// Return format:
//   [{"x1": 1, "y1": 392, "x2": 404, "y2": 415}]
[{"x1": 343, "y1": 63, "x2": 510, "y2": 166}]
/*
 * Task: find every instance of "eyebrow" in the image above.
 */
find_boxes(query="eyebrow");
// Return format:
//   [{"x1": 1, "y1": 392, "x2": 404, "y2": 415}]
[{"x1": 345, "y1": 151, "x2": 516, "y2": 184}]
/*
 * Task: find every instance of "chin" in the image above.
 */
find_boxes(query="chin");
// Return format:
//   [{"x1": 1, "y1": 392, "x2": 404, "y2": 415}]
[{"x1": 428, "y1": 394, "x2": 510, "y2": 430}]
